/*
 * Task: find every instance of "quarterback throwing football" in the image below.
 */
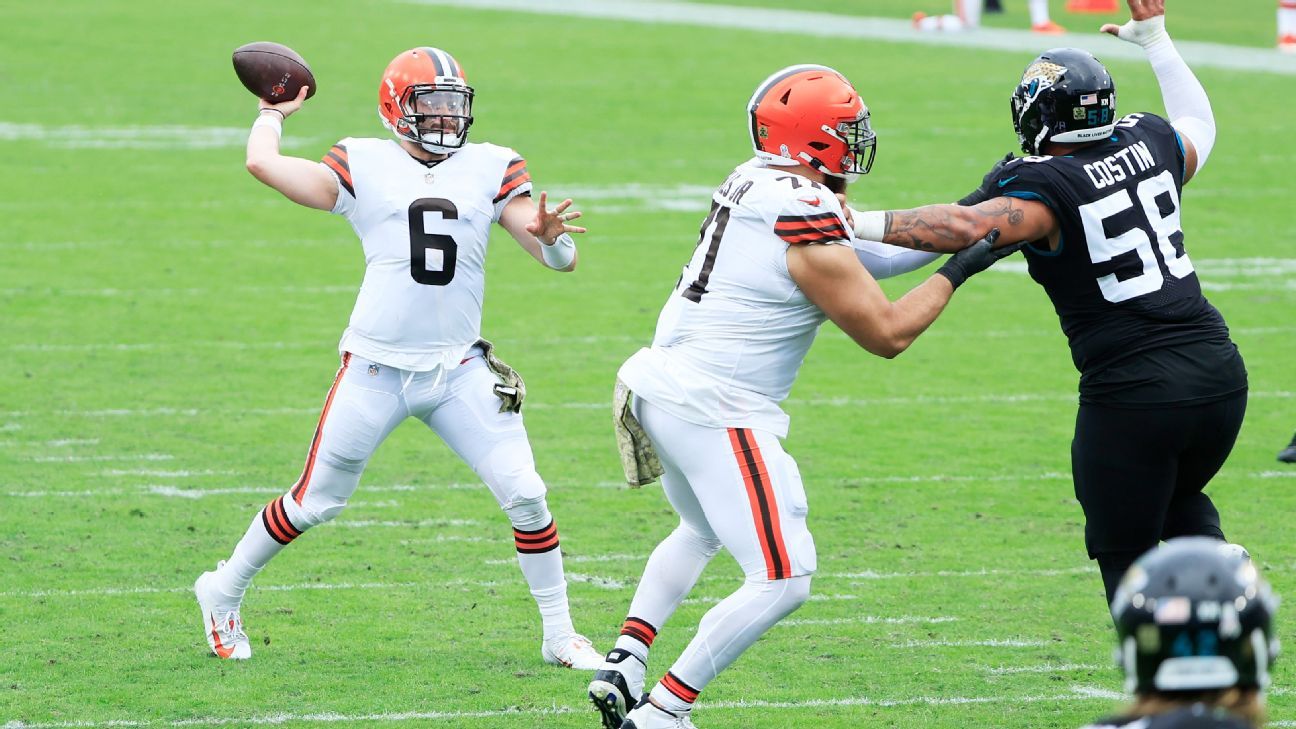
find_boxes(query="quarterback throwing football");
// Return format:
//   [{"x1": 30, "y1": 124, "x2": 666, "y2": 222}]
[
  {"x1": 193, "y1": 47, "x2": 601, "y2": 670},
  {"x1": 588, "y1": 65, "x2": 1015, "y2": 729}
]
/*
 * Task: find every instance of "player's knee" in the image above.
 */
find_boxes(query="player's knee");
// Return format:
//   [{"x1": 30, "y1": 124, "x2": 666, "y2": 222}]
[
  {"x1": 676, "y1": 522, "x2": 722, "y2": 558},
  {"x1": 735, "y1": 574, "x2": 812, "y2": 615},
  {"x1": 284, "y1": 481, "x2": 355, "y2": 529},
  {"x1": 482, "y1": 446, "x2": 547, "y2": 510},
  {"x1": 316, "y1": 442, "x2": 369, "y2": 474},
  {"x1": 780, "y1": 574, "x2": 813, "y2": 611},
  {"x1": 503, "y1": 493, "x2": 551, "y2": 531}
]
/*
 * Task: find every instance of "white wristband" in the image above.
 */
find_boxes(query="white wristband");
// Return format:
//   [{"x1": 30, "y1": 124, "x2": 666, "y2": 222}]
[
  {"x1": 251, "y1": 111, "x2": 282, "y2": 138},
  {"x1": 852, "y1": 210, "x2": 887, "y2": 242},
  {"x1": 541, "y1": 232, "x2": 576, "y2": 269}
]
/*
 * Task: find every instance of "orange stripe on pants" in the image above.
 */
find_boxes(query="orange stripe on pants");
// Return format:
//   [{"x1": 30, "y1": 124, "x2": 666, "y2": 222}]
[
  {"x1": 727, "y1": 428, "x2": 789, "y2": 580},
  {"x1": 291, "y1": 353, "x2": 351, "y2": 505}
]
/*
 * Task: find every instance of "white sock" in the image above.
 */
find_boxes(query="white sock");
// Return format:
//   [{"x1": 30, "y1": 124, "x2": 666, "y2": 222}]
[
  {"x1": 1029, "y1": 0, "x2": 1051, "y2": 25},
  {"x1": 650, "y1": 576, "x2": 812, "y2": 713},
  {"x1": 957, "y1": 0, "x2": 983, "y2": 28},
  {"x1": 530, "y1": 582, "x2": 574, "y2": 639},
  {"x1": 210, "y1": 501, "x2": 292, "y2": 604},
  {"x1": 1281, "y1": 1, "x2": 1296, "y2": 36},
  {"x1": 917, "y1": 13, "x2": 966, "y2": 31},
  {"x1": 511, "y1": 513, "x2": 574, "y2": 639},
  {"x1": 616, "y1": 524, "x2": 719, "y2": 662}
]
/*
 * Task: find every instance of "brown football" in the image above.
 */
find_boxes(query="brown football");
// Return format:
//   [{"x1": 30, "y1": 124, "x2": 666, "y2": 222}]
[{"x1": 232, "y1": 41, "x2": 317, "y2": 103}]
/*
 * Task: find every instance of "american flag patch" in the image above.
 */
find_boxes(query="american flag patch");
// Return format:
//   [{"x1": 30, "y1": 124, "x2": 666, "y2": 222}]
[{"x1": 1080, "y1": 93, "x2": 1098, "y2": 105}]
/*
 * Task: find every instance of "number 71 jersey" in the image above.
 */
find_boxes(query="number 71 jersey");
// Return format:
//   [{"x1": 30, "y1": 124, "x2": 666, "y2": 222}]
[
  {"x1": 323, "y1": 137, "x2": 531, "y2": 372},
  {"x1": 619, "y1": 158, "x2": 853, "y2": 437}
]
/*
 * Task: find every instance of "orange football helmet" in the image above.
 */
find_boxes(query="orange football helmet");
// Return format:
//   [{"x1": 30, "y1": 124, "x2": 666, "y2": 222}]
[
  {"x1": 747, "y1": 64, "x2": 876, "y2": 181},
  {"x1": 378, "y1": 47, "x2": 474, "y2": 154}
]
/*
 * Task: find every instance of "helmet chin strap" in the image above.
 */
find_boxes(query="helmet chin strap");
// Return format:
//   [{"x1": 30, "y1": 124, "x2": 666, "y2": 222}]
[{"x1": 1032, "y1": 125, "x2": 1050, "y2": 155}]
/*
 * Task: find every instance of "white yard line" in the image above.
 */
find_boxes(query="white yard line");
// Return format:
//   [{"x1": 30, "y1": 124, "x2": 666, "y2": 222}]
[
  {"x1": 4, "y1": 391, "x2": 1291, "y2": 422},
  {"x1": 0, "y1": 122, "x2": 321, "y2": 150},
  {"x1": 0, "y1": 686, "x2": 1121, "y2": 727},
  {"x1": 28, "y1": 453, "x2": 173, "y2": 463},
  {"x1": 984, "y1": 663, "x2": 1108, "y2": 674},
  {"x1": 566, "y1": 573, "x2": 627, "y2": 590},
  {"x1": 1, "y1": 482, "x2": 614, "y2": 499},
  {"x1": 780, "y1": 615, "x2": 959, "y2": 627},
  {"x1": 405, "y1": 0, "x2": 1296, "y2": 76},
  {"x1": 839, "y1": 566, "x2": 1097, "y2": 580},
  {"x1": 895, "y1": 639, "x2": 1050, "y2": 648},
  {"x1": 102, "y1": 469, "x2": 234, "y2": 478}
]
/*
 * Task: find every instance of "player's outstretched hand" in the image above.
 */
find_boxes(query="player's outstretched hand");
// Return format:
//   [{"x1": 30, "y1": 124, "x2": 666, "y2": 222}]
[
  {"x1": 527, "y1": 190, "x2": 588, "y2": 245},
  {"x1": 1101, "y1": 0, "x2": 1168, "y2": 47},
  {"x1": 957, "y1": 153, "x2": 1016, "y2": 207},
  {"x1": 259, "y1": 85, "x2": 309, "y2": 119},
  {"x1": 935, "y1": 229, "x2": 1023, "y2": 289}
]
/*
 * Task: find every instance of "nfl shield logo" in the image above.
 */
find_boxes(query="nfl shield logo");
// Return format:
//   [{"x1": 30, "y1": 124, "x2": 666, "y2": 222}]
[{"x1": 368, "y1": 364, "x2": 380, "y2": 376}]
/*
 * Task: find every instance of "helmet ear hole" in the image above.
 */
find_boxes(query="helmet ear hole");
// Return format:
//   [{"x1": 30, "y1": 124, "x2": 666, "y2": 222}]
[{"x1": 808, "y1": 141, "x2": 830, "y2": 151}]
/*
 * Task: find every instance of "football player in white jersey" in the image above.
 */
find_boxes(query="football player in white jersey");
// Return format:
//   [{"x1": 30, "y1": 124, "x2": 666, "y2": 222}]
[
  {"x1": 587, "y1": 65, "x2": 1018, "y2": 729},
  {"x1": 193, "y1": 47, "x2": 602, "y2": 670}
]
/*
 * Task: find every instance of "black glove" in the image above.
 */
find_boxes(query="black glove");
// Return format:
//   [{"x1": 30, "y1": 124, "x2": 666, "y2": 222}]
[
  {"x1": 936, "y1": 229, "x2": 1023, "y2": 289},
  {"x1": 957, "y1": 153, "x2": 1016, "y2": 207}
]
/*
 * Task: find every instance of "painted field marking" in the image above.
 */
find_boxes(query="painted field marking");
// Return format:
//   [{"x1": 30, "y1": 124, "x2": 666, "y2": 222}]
[
  {"x1": 7, "y1": 256, "x2": 1290, "y2": 301},
  {"x1": 0, "y1": 122, "x2": 322, "y2": 150},
  {"x1": 6, "y1": 466, "x2": 1282, "y2": 501},
  {"x1": 102, "y1": 469, "x2": 234, "y2": 477},
  {"x1": 984, "y1": 663, "x2": 1108, "y2": 674},
  {"x1": 896, "y1": 639, "x2": 1051, "y2": 648},
  {"x1": 566, "y1": 573, "x2": 627, "y2": 590},
  {"x1": 11, "y1": 333, "x2": 640, "y2": 352},
  {"x1": 780, "y1": 615, "x2": 959, "y2": 627},
  {"x1": 0, "y1": 685, "x2": 1122, "y2": 727},
  {"x1": 5, "y1": 391, "x2": 1291, "y2": 422},
  {"x1": 841, "y1": 566, "x2": 1097, "y2": 580},
  {"x1": 29, "y1": 453, "x2": 173, "y2": 463},
  {"x1": 405, "y1": 0, "x2": 1296, "y2": 76},
  {"x1": 1, "y1": 481, "x2": 618, "y2": 499}
]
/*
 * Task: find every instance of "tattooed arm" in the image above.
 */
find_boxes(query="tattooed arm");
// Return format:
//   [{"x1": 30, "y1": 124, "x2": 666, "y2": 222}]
[{"x1": 861, "y1": 197, "x2": 1058, "y2": 252}]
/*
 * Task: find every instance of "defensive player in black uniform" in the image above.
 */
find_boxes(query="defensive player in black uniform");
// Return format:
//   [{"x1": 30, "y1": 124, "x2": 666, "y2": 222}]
[
  {"x1": 850, "y1": 0, "x2": 1246, "y2": 603},
  {"x1": 1082, "y1": 538, "x2": 1278, "y2": 729}
]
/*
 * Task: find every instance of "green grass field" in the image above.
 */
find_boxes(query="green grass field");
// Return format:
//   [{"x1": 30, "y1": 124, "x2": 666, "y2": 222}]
[{"x1": 2, "y1": 1, "x2": 1294, "y2": 727}]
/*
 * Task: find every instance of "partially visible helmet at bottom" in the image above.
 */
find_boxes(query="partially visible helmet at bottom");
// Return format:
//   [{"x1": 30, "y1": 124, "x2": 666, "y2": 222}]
[{"x1": 1111, "y1": 537, "x2": 1279, "y2": 695}]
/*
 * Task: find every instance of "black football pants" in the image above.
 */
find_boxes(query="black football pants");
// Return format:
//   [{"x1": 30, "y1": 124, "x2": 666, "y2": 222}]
[{"x1": 1070, "y1": 390, "x2": 1247, "y2": 604}]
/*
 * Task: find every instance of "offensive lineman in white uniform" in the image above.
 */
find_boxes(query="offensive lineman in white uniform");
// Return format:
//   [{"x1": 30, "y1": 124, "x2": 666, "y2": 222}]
[
  {"x1": 587, "y1": 65, "x2": 1019, "y2": 729},
  {"x1": 193, "y1": 47, "x2": 602, "y2": 670}
]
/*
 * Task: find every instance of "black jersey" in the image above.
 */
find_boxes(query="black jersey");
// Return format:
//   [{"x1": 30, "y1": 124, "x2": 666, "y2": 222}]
[
  {"x1": 1080, "y1": 704, "x2": 1253, "y2": 729},
  {"x1": 994, "y1": 112, "x2": 1246, "y2": 407}
]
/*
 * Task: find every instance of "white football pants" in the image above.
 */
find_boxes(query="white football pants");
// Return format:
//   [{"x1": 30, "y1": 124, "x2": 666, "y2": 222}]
[
  {"x1": 211, "y1": 348, "x2": 575, "y2": 637},
  {"x1": 279, "y1": 349, "x2": 546, "y2": 528},
  {"x1": 618, "y1": 397, "x2": 815, "y2": 711}
]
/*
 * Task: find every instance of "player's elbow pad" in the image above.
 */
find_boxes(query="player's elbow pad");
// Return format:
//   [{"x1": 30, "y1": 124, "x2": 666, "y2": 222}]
[{"x1": 1173, "y1": 117, "x2": 1215, "y2": 174}]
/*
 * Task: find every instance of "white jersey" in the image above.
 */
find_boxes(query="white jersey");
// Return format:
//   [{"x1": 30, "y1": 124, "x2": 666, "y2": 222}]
[
  {"x1": 618, "y1": 158, "x2": 853, "y2": 438},
  {"x1": 322, "y1": 137, "x2": 532, "y2": 371}
]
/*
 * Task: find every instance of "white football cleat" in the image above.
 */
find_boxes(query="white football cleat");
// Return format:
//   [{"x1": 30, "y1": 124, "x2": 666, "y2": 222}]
[
  {"x1": 541, "y1": 632, "x2": 602, "y2": 670},
  {"x1": 589, "y1": 648, "x2": 647, "y2": 728},
  {"x1": 621, "y1": 698, "x2": 698, "y2": 729},
  {"x1": 194, "y1": 563, "x2": 251, "y2": 660}
]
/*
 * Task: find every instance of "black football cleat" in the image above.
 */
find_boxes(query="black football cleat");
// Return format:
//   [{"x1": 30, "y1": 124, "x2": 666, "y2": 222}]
[
  {"x1": 1278, "y1": 433, "x2": 1296, "y2": 464},
  {"x1": 588, "y1": 648, "x2": 646, "y2": 729}
]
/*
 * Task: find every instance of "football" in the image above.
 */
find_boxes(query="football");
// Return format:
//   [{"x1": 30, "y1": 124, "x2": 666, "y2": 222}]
[{"x1": 231, "y1": 41, "x2": 317, "y2": 103}]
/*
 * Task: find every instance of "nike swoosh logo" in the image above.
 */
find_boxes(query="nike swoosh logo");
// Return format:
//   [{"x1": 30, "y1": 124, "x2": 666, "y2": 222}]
[
  {"x1": 210, "y1": 615, "x2": 235, "y2": 658},
  {"x1": 798, "y1": 196, "x2": 822, "y2": 206},
  {"x1": 997, "y1": 176, "x2": 1018, "y2": 188}
]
